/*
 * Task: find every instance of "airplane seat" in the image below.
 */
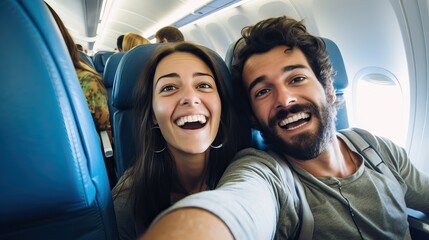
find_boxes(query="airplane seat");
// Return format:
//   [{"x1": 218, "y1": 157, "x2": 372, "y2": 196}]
[
  {"x1": 0, "y1": 1, "x2": 118, "y2": 239},
  {"x1": 112, "y1": 44, "x2": 162, "y2": 178},
  {"x1": 79, "y1": 50, "x2": 95, "y2": 69},
  {"x1": 93, "y1": 50, "x2": 115, "y2": 75},
  {"x1": 112, "y1": 43, "x2": 234, "y2": 179},
  {"x1": 224, "y1": 37, "x2": 349, "y2": 150},
  {"x1": 103, "y1": 52, "x2": 126, "y2": 125}
]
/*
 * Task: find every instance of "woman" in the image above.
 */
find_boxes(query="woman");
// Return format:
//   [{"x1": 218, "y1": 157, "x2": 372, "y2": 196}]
[
  {"x1": 112, "y1": 42, "x2": 247, "y2": 239},
  {"x1": 122, "y1": 32, "x2": 150, "y2": 51},
  {"x1": 46, "y1": 3, "x2": 116, "y2": 186}
]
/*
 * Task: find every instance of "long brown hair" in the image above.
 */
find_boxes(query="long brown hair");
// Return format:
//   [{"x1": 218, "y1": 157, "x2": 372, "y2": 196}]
[
  {"x1": 129, "y1": 42, "x2": 247, "y2": 228},
  {"x1": 45, "y1": 3, "x2": 102, "y2": 82}
]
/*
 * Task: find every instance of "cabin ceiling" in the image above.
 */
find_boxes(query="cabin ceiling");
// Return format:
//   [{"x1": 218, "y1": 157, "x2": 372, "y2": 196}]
[{"x1": 45, "y1": 0, "x2": 241, "y2": 52}]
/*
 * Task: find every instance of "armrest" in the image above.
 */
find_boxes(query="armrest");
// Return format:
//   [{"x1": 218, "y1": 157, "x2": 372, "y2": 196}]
[
  {"x1": 100, "y1": 130, "x2": 113, "y2": 158},
  {"x1": 407, "y1": 208, "x2": 429, "y2": 236}
]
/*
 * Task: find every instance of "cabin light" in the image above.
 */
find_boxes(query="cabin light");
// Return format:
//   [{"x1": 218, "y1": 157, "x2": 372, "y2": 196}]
[{"x1": 142, "y1": 0, "x2": 212, "y2": 38}]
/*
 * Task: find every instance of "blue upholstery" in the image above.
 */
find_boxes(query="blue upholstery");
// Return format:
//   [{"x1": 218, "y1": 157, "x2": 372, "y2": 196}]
[
  {"x1": 103, "y1": 52, "x2": 126, "y2": 125},
  {"x1": 93, "y1": 50, "x2": 115, "y2": 75},
  {"x1": 112, "y1": 44, "x2": 162, "y2": 177},
  {"x1": 224, "y1": 38, "x2": 349, "y2": 150},
  {"x1": 323, "y1": 38, "x2": 349, "y2": 130},
  {"x1": 79, "y1": 50, "x2": 95, "y2": 69},
  {"x1": 112, "y1": 43, "x2": 233, "y2": 178},
  {"x1": 0, "y1": 1, "x2": 118, "y2": 239}
]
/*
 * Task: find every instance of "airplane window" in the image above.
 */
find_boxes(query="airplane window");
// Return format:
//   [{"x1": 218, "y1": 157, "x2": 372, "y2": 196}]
[{"x1": 351, "y1": 68, "x2": 409, "y2": 147}]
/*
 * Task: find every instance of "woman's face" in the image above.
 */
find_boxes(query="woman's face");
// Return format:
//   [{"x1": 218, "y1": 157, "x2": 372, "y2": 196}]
[{"x1": 152, "y1": 52, "x2": 221, "y2": 156}]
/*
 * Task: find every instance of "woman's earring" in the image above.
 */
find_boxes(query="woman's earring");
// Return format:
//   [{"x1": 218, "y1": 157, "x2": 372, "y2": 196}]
[{"x1": 152, "y1": 125, "x2": 166, "y2": 153}]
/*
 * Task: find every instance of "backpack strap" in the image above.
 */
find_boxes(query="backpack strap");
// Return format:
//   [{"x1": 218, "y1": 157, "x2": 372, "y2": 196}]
[
  {"x1": 338, "y1": 128, "x2": 385, "y2": 174},
  {"x1": 269, "y1": 151, "x2": 314, "y2": 240}
]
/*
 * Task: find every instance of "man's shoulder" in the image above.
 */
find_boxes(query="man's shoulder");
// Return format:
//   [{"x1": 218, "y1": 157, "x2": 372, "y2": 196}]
[{"x1": 233, "y1": 147, "x2": 278, "y2": 164}]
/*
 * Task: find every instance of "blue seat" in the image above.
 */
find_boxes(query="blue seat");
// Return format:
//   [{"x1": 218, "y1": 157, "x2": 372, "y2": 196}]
[
  {"x1": 0, "y1": 1, "x2": 118, "y2": 239},
  {"x1": 103, "y1": 52, "x2": 126, "y2": 126},
  {"x1": 79, "y1": 50, "x2": 95, "y2": 69},
  {"x1": 112, "y1": 44, "x2": 161, "y2": 178},
  {"x1": 93, "y1": 50, "x2": 115, "y2": 75},
  {"x1": 224, "y1": 38, "x2": 349, "y2": 150},
  {"x1": 112, "y1": 43, "x2": 233, "y2": 178}
]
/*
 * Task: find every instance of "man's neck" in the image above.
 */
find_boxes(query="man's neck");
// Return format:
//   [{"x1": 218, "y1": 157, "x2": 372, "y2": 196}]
[{"x1": 285, "y1": 136, "x2": 358, "y2": 178}]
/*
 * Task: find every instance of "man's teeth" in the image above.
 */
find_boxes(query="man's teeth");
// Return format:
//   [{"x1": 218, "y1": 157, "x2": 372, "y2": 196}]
[
  {"x1": 176, "y1": 115, "x2": 207, "y2": 126},
  {"x1": 279, "y1": 113, "x2": 310, "y2": 127}
]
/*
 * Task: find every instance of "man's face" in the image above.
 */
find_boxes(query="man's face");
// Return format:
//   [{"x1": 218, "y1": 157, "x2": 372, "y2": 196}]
[{"x1": 242, "y1": 45, "x2": 336, "y2": 160}]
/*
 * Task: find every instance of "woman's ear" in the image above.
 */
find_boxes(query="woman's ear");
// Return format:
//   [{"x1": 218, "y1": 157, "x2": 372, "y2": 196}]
[{"x1": 152, "y1": 115, "x2": 158, "y2": 125}]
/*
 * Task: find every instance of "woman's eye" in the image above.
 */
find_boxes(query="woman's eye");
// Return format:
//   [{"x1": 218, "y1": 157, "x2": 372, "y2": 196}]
[
  {"x1": 255, "y1": 88, "x2": 270, "y2": 97},
  {"x1": 197, "y1": 83, "x2": 212, "y2": 89},
  {"x1": 161, "y1": 85, "x2": 176, "y2": 92}
]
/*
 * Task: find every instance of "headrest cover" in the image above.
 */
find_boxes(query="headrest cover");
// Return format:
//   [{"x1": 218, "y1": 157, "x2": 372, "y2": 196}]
[{"x1": 103, "y1": 52, "x2": 125, "y2": 88}]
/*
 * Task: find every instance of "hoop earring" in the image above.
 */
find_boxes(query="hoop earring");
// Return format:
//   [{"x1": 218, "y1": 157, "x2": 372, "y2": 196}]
[
  {"x1": 152, "y1": 125, "x2": 166, "y2": 153},
  {"x1": 210, "y1": 121, "x2": 225, "y2": 149},
  {"x1": 210, "y1": 143, "x2": 223, "y2": 149}
]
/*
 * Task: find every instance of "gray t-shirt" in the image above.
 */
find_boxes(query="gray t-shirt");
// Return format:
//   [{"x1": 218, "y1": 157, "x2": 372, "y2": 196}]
[{"x1": 156, "y1": 131, "x2": 429, "y2": 239}]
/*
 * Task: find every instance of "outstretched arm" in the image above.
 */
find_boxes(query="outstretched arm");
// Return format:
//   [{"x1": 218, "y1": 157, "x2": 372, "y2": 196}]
[{"x1": 140, "y1": 208, "x2": 233, "y2": 240}]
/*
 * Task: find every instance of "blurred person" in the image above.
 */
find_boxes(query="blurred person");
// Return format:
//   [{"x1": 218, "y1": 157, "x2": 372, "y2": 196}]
[
  {"x1": 155, "y1": 26, "x2": 184, "y2": 43},
  {"x1": 117, "y1": 34, "x2": 124, "y2": 52},
  {"x1": 122, "y1": 32, "x2": 150, "y2": 51}
]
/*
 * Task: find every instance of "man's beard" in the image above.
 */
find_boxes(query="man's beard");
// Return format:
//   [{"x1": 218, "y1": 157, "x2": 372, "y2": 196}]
[{"x1": 259, "y1": 100, "x2": 336, "y2": 160}]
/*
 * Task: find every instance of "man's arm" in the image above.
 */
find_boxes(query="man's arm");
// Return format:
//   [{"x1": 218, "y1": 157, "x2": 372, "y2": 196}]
[{"x1": 140, "y1": 208, "x2": 233, "y2": 240}]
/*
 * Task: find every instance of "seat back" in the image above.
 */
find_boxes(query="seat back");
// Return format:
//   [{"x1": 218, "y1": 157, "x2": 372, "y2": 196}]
[
  {"x1": 112, "y1": 43, "x2": 233, "y2": 178},
  {"x1": 224, "y1": 38, "x2": 349, "y2": 149},
  {"x1": 0, "y1": 1, "x2": 118, "y2": 239},
  {"x1": 103, "y1": 52, "x2": 126, "y2": 125},
  {"x1": 79, "y1": 50, "x2": 95, "y2": 69},
  {"x1": 112, "y1": 44, "x2": 161, "y2": 177},
  {"x1": 93, "y1": 50, "x2": 115, "y2": 75}
]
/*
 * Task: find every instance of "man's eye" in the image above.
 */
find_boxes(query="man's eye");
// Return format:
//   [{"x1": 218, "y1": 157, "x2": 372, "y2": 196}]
[
  {"x1": 255, "y1": 88, "x2": 270, "y2": 97},
  {"x1": 161, "y1": 85, "x2": 176, "y2": 92},
  {"x1": 291, "y1": 76, "x2": 306, "y2": 84}
]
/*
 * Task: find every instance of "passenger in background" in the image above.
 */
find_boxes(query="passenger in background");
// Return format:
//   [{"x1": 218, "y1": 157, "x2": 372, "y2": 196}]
[
  {"x1": 122, "y1": 32, "x2": 150, "y2": 51},
  {"x1": 46, "y1": 3, "x2": 116, "y2": 186},
  {"x1": 76, "y1": 43, "x2": 87, "y2": 54},
  {"x1": 112, "y1": 42, "x2": 247, "y2": 239},
  {"x1": 141, "y1": 16, "x2": 429, "y2": 240},
  {"x1": 117, "y1": 34, "x2": 124, "y2": 52},
  {"x1": 155, "y1": 26, "x2": 184, "y2": 43}
]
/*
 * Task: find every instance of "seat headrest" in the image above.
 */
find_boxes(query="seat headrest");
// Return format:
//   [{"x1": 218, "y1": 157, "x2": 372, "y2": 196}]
[
  {"x1": 103, "y1": 52, "x2": 126, "y2": 88},
  {"x1": 112, "y1": 44, "x2": 161, "y2": 110},
  {"x1": 93, "y1": 50, "x2": 115, "y2": 74},
  {"x1": 323, "y1": 38, "x2": 348, "y2": 92}
]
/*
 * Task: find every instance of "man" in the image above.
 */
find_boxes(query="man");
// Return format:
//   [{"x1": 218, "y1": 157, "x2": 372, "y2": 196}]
[
  {"x1": 117, "y1": 34, "x2": 124, "y2": 52},
  {"x1": 141, "y1": 16, "x2": 429, "y2": 240},
  {"x1": 155, "y1": 26, "x2": 184, "y2": 43}
]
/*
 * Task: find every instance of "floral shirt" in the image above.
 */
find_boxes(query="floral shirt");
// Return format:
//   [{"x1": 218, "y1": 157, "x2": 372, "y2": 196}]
[{"x1": 76, "y1": 69, "x2": 113, "y2": 143}]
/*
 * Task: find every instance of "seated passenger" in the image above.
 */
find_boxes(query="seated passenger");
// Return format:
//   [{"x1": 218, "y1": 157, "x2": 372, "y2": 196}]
[
  {"x1": 122, "y1": 32, "x2": 150, "y2": 51},
  {"x1": 111, "y1": 42, "x2": 246, "y2": 239},
  {"x1": 155, "y1": 26, "x2": 184, "y2": 43},
  {"x1": 47, "y1": 3, "x2": 112, "y2": 143},
  {"x1": 141, "y1": 16, "x2": 429, "y2": 240},
  {"x1": 117, "y1": 34, "x2": 124, "y2": 52}
]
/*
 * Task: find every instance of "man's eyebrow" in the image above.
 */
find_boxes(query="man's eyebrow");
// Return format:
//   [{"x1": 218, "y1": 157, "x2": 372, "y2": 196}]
[{"x1": 247, "y1": 64, "x2": 307, "y2": 94}]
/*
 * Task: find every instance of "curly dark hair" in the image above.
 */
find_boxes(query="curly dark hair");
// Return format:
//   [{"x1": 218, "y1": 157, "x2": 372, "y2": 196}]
[{"x1": 230, "y1": 16, "x2": 337, "y2": 118}]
